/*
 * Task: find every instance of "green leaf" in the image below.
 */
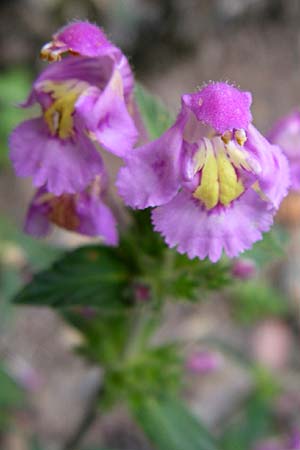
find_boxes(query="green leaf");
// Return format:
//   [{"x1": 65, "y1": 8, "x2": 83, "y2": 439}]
[
  {"x1": 13, "y1": 245, "x2": 131, "y2": 308},
  {"x1": 135, "y1": 83, "x2": 174, "y2": 139},
  {"x1": 221, "y1": 393, "x2": 275, "y2": 450},
  {"x1": 131, "y1": 395, "x2": 220, "y2": 450}
]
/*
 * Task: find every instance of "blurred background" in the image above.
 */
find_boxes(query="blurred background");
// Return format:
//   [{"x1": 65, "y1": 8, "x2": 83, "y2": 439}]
[{"x1": 1, "y1": 1, "x2": 300, "y2": 449}]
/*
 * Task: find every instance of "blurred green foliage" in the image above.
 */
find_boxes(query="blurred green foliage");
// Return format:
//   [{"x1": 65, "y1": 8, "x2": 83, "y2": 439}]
[
  {"x1": 230, "y1": 279, "x2": 288, "y2": 324},
  {"x1": 0, "y1": 68, "x2": 31, "y2": 167},
  {"x1": 0, "y1": 364, "x2": 25, "y2": 429},
  {"x1": 135, "y1": 83, "x2": 174, "y2": 139},
  {"x1": 0, "y1": 217, "x2": 61, "y2": 271}
]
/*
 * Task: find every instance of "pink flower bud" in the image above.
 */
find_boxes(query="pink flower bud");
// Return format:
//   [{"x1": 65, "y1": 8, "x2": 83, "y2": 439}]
[
  {"x1": 186, "y1": 351, "x2": 222, "y2": 375},
  {"x1": 231, "y1": 258, "x2": 257, "y2": 280}
]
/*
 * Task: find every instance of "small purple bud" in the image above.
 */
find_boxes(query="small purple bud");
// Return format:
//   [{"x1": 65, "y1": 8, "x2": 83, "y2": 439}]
[
  {"x1": 231, "y1": 258, "x2": 257, "y2": 280},
  {"x1": 186, "y1": 351, "x2": 222, "y2": 375},
  {"x1": 78, "y1": 306, "x2": 97, "y2": 319},
  {"x1": 254, "y1": 441, "x2": 282, "y2": 450},
  {"x1": 134, "y1": 283, "x2": 151, "y2": 302},
  {"x1": 9, "y1": 360, "x2": 43, "y2": 393}
]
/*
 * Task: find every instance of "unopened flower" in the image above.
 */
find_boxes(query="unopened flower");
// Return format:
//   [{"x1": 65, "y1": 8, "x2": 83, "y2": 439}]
[
  {"x1": 231, "y1": 258, "x2": 256, "y2": 280},
  {"x1": 186, "y1": 351, "x2": 222, "y2": 374},
  {"x1": 9, "y1": 27, "x2": 137, "y2": 195},
  {"x1": 134, "y1": 283, "x2": 151, "y2": 302},
  {"x1": 117, "y1": 82, "x2": 290, "y2": 262},
  {"x1": 268, "y1": 110, "x2": 300, "y2": 191},
  {"x1": 24, "y1": 173, "x2": 118, "y2": 245}
]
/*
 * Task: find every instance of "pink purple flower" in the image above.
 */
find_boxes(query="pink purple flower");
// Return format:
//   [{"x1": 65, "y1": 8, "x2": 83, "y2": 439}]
[
  {"x1": 117, "y1": 82, "x2": 290, "y2": 262},
  {"x1": 24, "y1": 172, "x2": 118, "y2": 245},
  {"x1": 268, "y1": 110, "x2": 300, "y2": 191},
  {"x1": 9, "y1": 26, "x2": 138, "y2": 195}
]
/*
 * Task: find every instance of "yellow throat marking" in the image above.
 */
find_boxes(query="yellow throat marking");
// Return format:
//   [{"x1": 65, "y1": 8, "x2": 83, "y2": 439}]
[
  {"x1": 193, "y1": 139, "x2": 245, "y2": 210},
  {"x1": 41, "y1": 79, "x2": 89, "y2": 139}
]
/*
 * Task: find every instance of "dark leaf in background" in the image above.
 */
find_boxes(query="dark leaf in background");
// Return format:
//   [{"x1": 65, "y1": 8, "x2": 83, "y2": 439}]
[
  {"x1": 13, "y1": 245, "x2": 131, "y2": 308},
  {"x1": 132, "y1": 395, "x2": 220, "y2": 450}
]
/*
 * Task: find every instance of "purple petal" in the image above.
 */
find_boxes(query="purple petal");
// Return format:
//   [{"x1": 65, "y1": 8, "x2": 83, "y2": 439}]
[
  {"x1": 268, "y1": 110, "x2": 300, "y2": 160},
  {"x1": 36, "y1": 56, "x2": 115, "y2": 94},
  {"x1": 24, "y1": 187, "x2": 52, "y2": 237},
  {"x1": 9, "y1": 118, "x2": 103, "y2": 195},
  {"x1": 76, "y1": 74, "x2": 138, "y2": 156},
  {"x1": 183, "y1": 82, "x2": 252, "y2": 134},
  {"x1": 246, "y1": 124, "x2": 290, "y2": 208},
  {"x1": 152, "y1": 189, "x2": 274, "y2": 263},
  {"x1": 76, "y1": 193, "x2": 118, "y2": 245},
  {"x1": 268, "y1": 110, "x2": 300, "y2": 192},
  {"x1": 116, "y1": 125, "x2": 183, "y2": 208},
  {"x1": 53, "y1": 21, "x2": 116, "y2": 58}
]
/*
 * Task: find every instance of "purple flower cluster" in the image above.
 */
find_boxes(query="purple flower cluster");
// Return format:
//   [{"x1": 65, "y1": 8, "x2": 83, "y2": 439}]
[
  {"x1": 10, "y1": 21, "x2": 138, "y2": 245},
  {"x1": 9, "y1": 21, "x2": 294, "y2": 261}
]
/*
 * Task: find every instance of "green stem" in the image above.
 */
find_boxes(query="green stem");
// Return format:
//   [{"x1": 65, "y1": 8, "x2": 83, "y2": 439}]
[
  {"x1": 62, "y1": 385, "x2": 102, "y2": 450},
  {"x1": 122, "y1": 305, "x2": 157, "y2": 363}
]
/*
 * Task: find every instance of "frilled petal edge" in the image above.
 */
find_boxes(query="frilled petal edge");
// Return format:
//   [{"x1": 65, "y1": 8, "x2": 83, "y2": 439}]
[{"x1": 152, "y1": 189, "x2": 274, "y2": 263}]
